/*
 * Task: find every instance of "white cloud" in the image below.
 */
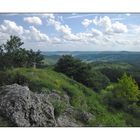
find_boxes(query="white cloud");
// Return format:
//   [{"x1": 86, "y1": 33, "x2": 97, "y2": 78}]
[
  {"x1": 129, "y1": 24, "x2": 140, "y2": 34},
  {"x1": 81, "y1": 19, "x2": 93, "y2": 27},
  {"x1": 25, "y1": 26, "x2": 49, "y2": 42},
  {"x1": 47, "y1": 18, "x2": 71, "y2": 35},
  {"x1": 82, "y1": 16, "x2": 128, "y2": 34},
  {"x1": 81, "y1": 17, "x2": 98, "y2": 27},
  {"x1": 92, "y1": 16, "x2": 98, "y2": 25},
  {"x1": 22, "y1": 26, "x2": 50, "y2": 43},
  {"x1": 0, "y1": 19, "x2": 63, "y2": 45},
  {"x1": 42, "y1": 14, "x2": 55, "y2": 19},
  {"x1": 50, "y1": 37, "x2": 61, "y2": 44},
  {"x1": 99, "y1": 16, "x2": 112, "y2": 29},
  {"x1": 91, "y1": 28, "x2": 102, "y2": 36},
  {"x1": 23, "y1": 16, "x2": 42, "y2": 25},
  {"x1": 0, "y1": 20, "x2": 24, "y2": 35},
  {"x1": 112, "y1": 17, "x2": 124, "y2": 21},
  {"x1": 57, "y1": 16, "x2": 63, "y2": 22},
  {"x1": 111, "y1": 21, "x2": 128, "y2": 33},
  {"x1": 99, "y1": 16, "x2": 128, "y2": 34},
  {"x1": 63, "y1": 34, "x2": 80, "y2": 41},
  {"x1": 47, "y1": 18, "x2": 80, "y2": 42}
]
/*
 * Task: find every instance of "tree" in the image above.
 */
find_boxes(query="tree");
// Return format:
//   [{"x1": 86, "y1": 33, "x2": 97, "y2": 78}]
[
  {"x1": 0, "y1": 35, "x2": 44, "y2": 69},
  {"x1": 103, "y1": 73, "x2": 140, "y2": 110},
  {"x1": 4, "y1": 35, "x2": 24, "y2": 53},
  {"x1": 55, "y1": 55, "x2": 110, "y2": 91},
  {"x1": 13, "y1": 48, "x2": 29, "y2": 67},
  {"x1": 0, "y1": 36, "x2": 24, "y2": 68},
  {"x1": 27, "y1": 49, "x2": 44, "y2": 68},
  {"x1": 55, "y1": 55, "x2": 80, "y2": 77},
  {"x1": 100, "y1": 68, "x2": 124, "y2": 82},
  {"x1": 114, "y1": 73, "x2": 140, "y2": 102}
]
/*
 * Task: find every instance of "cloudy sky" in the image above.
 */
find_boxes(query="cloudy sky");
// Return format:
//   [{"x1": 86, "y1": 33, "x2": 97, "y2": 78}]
[{"x1": 0, "y1": 13, "x2": 140, "y2": 51}]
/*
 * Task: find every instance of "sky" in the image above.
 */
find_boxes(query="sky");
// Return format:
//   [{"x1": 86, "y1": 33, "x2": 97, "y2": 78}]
[{"x1": 0, "y1": 13, "x2": 140, "y2": 51}]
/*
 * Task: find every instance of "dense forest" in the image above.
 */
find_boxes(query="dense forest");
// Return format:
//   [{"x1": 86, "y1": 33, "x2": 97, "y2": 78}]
[{"x1": 0, "y1": 35, "x2": 140, "y2": 126}]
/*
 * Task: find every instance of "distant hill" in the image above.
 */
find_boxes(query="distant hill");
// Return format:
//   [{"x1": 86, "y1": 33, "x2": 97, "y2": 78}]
[{"x1": 42, "y1": 51, "x2": 140, "y2": 65}]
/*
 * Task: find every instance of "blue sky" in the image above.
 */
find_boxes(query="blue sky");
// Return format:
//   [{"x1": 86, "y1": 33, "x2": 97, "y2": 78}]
[{"x1": 0, "y1": 13, "x2": 140, "y2": 51}]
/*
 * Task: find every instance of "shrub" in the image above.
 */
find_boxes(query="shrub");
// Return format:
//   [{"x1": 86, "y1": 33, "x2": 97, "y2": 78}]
[
  {"x1": 62, "y1": 84, "x2": 88, "y2": 110},
  {"x1": 128, "y1": 103, "x2": 140, "y2": 118},
  {"x1": 96, "y1": 113, "x2": 126, "y2": 126},
  {"x1": 102, "y1": 74, "x2": 140, "y2": 110},
  {"x1": 52, "y1": 101, "x2": 66, "y2": 117},
  {"x1": 55, "y1": 55, "x2": 110, "y2": 91}
]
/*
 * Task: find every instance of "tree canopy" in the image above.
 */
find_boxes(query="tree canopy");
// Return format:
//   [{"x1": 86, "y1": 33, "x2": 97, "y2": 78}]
[
  {"x1": 0, "y1": 35, "x2": 44, "y2": 69},
  {"x1": 55, "y1": 55, "x2": 110, "y2": 91}
]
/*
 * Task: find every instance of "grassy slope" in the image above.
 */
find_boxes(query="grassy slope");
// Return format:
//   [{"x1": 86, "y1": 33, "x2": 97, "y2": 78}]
[
  {"x1": 90, "y1": 61, "x2": 132, "y2": 70},
  {"x1": 2, "y1": 67, "x2": 132, "y2": 126}
]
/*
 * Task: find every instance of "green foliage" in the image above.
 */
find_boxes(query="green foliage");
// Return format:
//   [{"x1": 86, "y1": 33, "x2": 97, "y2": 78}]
[
  {"x1": 52, "y1": 101, "x2": 66, "y2": 117},
  {"x1": 128, "y1": 103, "x2": 140, "y2": 118},
  {"x1": 96, "y1": 113, "x2": 126, "y2": 126},
  {"x1": 102, "y1": 74, "x2": 140, "y2": 112},
  {"x1": 62, "y1": 84, "x2": 88, "y2": 109},
  {"x1": 115, "y1": 73, "x2": 140, "y2": 102},
  {"x1": 100, "y1": 68, "x2": 124, "y2": 82},
  {"x1": 86, "y1": 93, "x2": 107, "y2": 115},
  {"x1": 55, "y1": 55, "x2": 110, "y2": 91},
  {"x1": 26, "y1": 49, "x2": 44, "y2": 68},
  {"x1": 0, "y1": 35, "x2": 44, "y2": 69}
]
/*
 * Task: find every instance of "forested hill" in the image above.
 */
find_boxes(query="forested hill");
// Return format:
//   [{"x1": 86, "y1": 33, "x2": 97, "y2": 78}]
[{"x1": 42, "y1": 51, "x2": 140, "y2": 64}]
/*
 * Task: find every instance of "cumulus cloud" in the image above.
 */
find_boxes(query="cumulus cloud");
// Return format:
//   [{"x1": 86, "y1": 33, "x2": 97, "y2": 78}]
[
  {"x1": 50, "y1": 37, "x2": 61, "y2": 44},
  {"x1": 99, "y1": 16, "x2": 112, "y2": 29},
  {"x1": 47, "y1": 18, "x2": 71, "y2": 35},
  {"x1": 111, "y1": 22, "x2": 128, "y2": 33},
  {"x1": 82, "y1": 16, "x2": 128, "y2": 34},
  {"x1": 25, "y1": 26, "x2": 49, "y2": 42},
  {"x1": 0, "y1": 19, "x2": 63, "y2": 45},
  {"x1": 129, "y1": 24, "x2": 140, "y2": 34},
  {"x1": 91, "y1": 28, "x2": 102, "y2": 36},
  {"x1": 42, "y1": 14, "x2": 55, "y2": 19},
  {"x1": 47, "y1": 18, "x2": 80, "y2": 42},
  {"x1": 63, "y1": 34, "x2": 80, "y2": 41},
  {"x1": 99, "y1": 16, "x2": 128, "y2": 34},
  {"x1": 0, "y1": 20, "x2": 24, "y2": 35},
  {"x1": 81, "y1": 19, "x2": 93, "y2": 27},
  {"x1": 23, "y1": 16, "x2": 42, "y2": 25}
]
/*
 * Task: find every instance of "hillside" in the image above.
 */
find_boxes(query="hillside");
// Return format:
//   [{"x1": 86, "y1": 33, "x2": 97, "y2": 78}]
[
  {"x1": 0, "y1": 68, "x2": 133, "y2": 126},
  {"x1": 42, "y1": 51, "x2": 140, "y2": 65}
]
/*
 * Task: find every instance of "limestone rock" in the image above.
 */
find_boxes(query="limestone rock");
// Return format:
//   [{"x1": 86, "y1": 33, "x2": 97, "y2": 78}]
[{"x1": 0, "y1": 84, "x2": 56, "y2": 127}]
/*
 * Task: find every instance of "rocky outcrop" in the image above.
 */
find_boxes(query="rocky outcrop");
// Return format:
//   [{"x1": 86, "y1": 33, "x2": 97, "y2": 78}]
[
  {"x1": 0, "y1": 84, "x2": 95, "y2": 127},
  {"x1": 0, "y1": 84, "x2": 56, "y2": 127}
]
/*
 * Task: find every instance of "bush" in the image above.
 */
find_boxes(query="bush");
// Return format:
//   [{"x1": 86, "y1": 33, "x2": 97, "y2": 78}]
[
  {"x1": 100, "y1": 68, "x2": 124, "y2": 82},
  {"x1": 102, "y1": 74, "x2": 140, "y2": 111},
  {"x1": 52, "y1": 101, "x2": 66, "y2": 117},
  {"x1": 96, "y1": 113, "x2": 126, "y2": 126},
  {"x1": 62, "y1": 84, "x2": 88, "y2": 110},
  {"x1": 128, "y1": 103, "x2": 140, "y2": 118},
  {"x1": 55, "y1": 55, "x2": 110, "y2": 91}
]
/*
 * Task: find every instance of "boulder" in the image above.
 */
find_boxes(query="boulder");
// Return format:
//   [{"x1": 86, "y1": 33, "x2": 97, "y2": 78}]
[{"x1": 0, "y1": 84, "x2": 56, "y2": 127}]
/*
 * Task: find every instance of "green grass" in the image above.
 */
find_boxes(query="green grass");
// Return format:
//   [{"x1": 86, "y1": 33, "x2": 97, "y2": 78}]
[
  {"x1": 5, "y1": 68, "x2": 97, "y2": 110},
  {"x1": 1, "y1": 67, "x2": 138, "y2": 126},
  {"x1": 90, "y1": 61, "x2": 132, "y2": 70}
]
